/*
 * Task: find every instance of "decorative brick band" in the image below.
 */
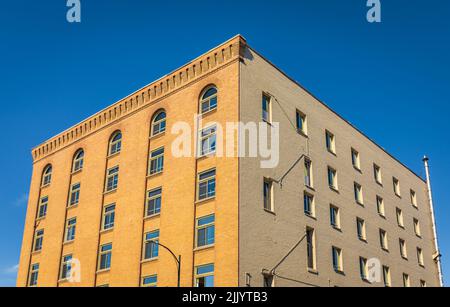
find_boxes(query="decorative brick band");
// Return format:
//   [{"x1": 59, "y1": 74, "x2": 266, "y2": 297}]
[{"x1": 31, "y1": 35, "x2": 247, "y2": 162}]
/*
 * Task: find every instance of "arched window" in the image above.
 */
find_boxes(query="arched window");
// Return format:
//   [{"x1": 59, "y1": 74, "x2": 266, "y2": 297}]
[
  {"x1": 109, "y1": 131, "x2": 122, "y2": 156},
  {"x1": 151, "y1": 110, "x2": 166, "y2": 136},
  {"x1": 72, "y1": 149, "x2": 84, "y2": 173},
  {"x1": 200, "y1": 86, "x2": 218, "y2": 114},
  {"x1": 42, "y1": 165, "x2": 52, "y2": 187}
]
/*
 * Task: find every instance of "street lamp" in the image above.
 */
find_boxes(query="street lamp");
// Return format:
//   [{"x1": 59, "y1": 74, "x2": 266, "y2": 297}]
[{"x1": 149, "y1": 241, "x2": 181, "y2": 287}]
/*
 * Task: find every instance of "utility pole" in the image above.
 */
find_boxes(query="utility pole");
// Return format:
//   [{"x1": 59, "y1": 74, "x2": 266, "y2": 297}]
[{"x1": 423, "y1": 156, "x2": 444, "y2": 287}]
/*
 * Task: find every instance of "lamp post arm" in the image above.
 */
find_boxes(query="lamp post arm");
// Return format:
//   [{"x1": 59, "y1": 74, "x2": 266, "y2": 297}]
[{"x1": 150, "y1": 241, "x2": 180, "y2": 265}]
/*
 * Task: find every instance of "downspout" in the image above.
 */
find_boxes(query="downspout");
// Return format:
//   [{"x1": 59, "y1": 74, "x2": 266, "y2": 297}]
[{"x1": 423, "y1": 156, "x2": 444, "y2": 287}]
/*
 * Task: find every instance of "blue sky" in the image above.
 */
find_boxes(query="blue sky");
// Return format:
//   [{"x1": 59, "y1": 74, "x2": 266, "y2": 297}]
[{"x1": 0, "y1": 0, "x2": 448, "y2": 287}]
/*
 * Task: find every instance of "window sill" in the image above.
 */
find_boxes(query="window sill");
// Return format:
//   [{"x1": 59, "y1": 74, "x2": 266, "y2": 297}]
[
  {"x1": 195, "y1": 197, "x2": 216, "y2": 205},
  {"x1": 103, "y1": 189, "x2": 118, "y2": 196},
  {"x1": 361, "y1": 278, "x2": 371, "y2": 284},
  {"x1": 353, "y1": 166, "x2": 362, "y2": 174},
  {"x1": 296, "y1": 129, "x2": 309, "y2": 138},
  {"x1": 71, "y1": 169, "x2": 83, "y2": 176},
  {"x1": 401, "y1": 256, "x2": 408, "y2": 261},
  {"x1": 334, "y1": 269, "x2": 345, "y2": 276},
  {"x1": 63, "y1": 240, "x2": 74, "y2": 246},
  {"x1": 35, "y1": 217, "x2": 46, "y2": 222},
  {"x1": 194, "y1": 244, "x2": 215, "y2": 252},
  {"x1": 381, "y1": 248, "x2": 390, "y2": 253},
  {"x1": 200, "y1": 108, "x2": 217, "y2": 117},
  {"x1": 144, "y1": 213, "x2": 161, "y2": 221},
  {"x1": 398, "y1": 225, "x2": 405, "y2": 230},
  {"x1": 58, "y1": 278, "x2": 70, "y2": 284},
  {"x1": 149, "y1": 132, "x2": 166, "y2": 141},
  {"x1": 305, "y1": 213, "x2": 317, "y2": 220},
  {"x1": 358, "y1": 238, "x2": 368, "y2": 244},
  {"x1": 262, "y1": 119, "x2": 273, "y2": 127},
  {"x1": 329, "y1": 186, "x2": 339, "y2": 194},
  {"x1": 378, "y1": 214, "x2": 386, "y2": 219},
  {"x1": 305, "y1": 185, "x2": 315, "y2": 192},
  {"x1": 31, "y1": 251, "x2": 42, "y2": 256},
  {"x1": 106, "y1": 152, "x2": 120, "y2": 159},
  {"x1": 67, "y1": 204, "x2": 79, "y2": 209},
  {"x1": 412, "y1": 205, "x2": 419, "y2": 210},
  {"x1": 307, "y1": 268, "x2": 319, "y2": 275},
  {"x1": 327, "y1": 149, "x2": 337, "y2": 157},
  {"x1": 147, "y1": 172, "x2": 163, "y2": 179},
  {"x1": 100, "y1": 228, "x2": 114, "y2": 235},
  {"x1": 40, "y1": 184, "x2": 51, "y2": 189},
  {"x1": 96, "y1": 269, "x2": 111, "y2": 275},
  {"x1": 197, "y1": 152, "x2": 216, "y2": 161},
  {"x1": 375, "y1": 181, "x2": 383, "y2": 187},
  {"x1": 356, "y1": 201, "x2": 365, "y2": 207},
  {"x1": 263, "y1": 209, "x2": 276, "y2": 216},
  {"x1": 416, "y1": 234, "x2": 422, "y2": 239},
  {"x1": 332, "y1": 226, "x2": 342, "y2": 232},
  {"x1": 395, "y1": 194, "x2": 402, "y2": 199},
  {"x1": 141, "y1": 258, "x2": 158, "y2": 264},
  {"x1": 419, "y1": 264, "x2": 425, "y2": 269}
]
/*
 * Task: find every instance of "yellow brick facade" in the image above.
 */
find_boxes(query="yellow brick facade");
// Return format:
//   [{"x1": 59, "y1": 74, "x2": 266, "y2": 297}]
[{"x1": 17, "y1": 36, "x2": 243, "y2": 287}]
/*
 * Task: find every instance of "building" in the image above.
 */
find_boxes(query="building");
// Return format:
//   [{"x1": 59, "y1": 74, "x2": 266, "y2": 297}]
[{"x1": 17, "y1": 35, "x2": 442, "y2": 287}]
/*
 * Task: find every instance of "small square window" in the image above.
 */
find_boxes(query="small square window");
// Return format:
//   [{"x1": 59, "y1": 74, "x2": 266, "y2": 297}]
[
  {"x1": 393, "y1": 177, "x2": 401, "y2": 197},
  {"x1": 373, "y1": 164, "x2": 382, "y2": 184}
]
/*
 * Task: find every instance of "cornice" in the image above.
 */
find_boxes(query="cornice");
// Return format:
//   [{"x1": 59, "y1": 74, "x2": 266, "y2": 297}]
[{"x1": 31, "y1": 35, "x2": 247, "y2": 163}]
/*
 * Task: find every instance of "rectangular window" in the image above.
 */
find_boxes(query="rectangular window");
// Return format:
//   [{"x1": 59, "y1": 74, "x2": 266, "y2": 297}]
[
  {"x1": 196, "y1": 215, "x2": 215, "y2": 248},
  {"x1": 306, "y1": 228, "x2": 316, "y2": 270},
  {"x1": 60, "y1": 254, "x2": 73, "y2": 280},
  {"x1": 102, "y1": 204, "x2": 115, "y2": 231},
  {"x1": 356, "y1": 218, "x2": 366, "y2": 241},
  {"x1": 144, "y1": 230, "x2": 159, "y2": 260},
  {"x1": 34, "y1": 229, "x2": 44, "y2": 252},
  {"x1": 410, "y1": 190, "x2": 417, "y2": 207},
  {"x1": 303, "y1": 192, "x2": 315, "y2": 217},
  {"x1": 195, "y1": 264, "x2": 214, "y2": 287},
  {"x1": 29, "y1": 263, "x2": 39, "y2": 287},
  {"x1": 98, "y1": 243, "x2": 112, "y2": 271},
  {"x1": 417, "y1": 248, "x2": 424, "y2": 267},
  {"x1": 393, "y1": 177, "x2": 401, "y2": 196},
  {"x1": 325, "y1": 130, "x2": 336, "y2": 153},
  {"x1": 69, "y1": 183, "x2": 81, "y2": 207},
  {"x1": 65, "y1": 218, "x2": 77, "y2": 242},
  {"x1": 403, "y1": 273, "x2": 410, "y2": 287},
  {"x1": 105, "y1": 166, "x2": 119, "y2": 192},
  {"x1": 38, "y1": 196, "x2": 48, "y2": 219},
  {"x1": 327, "y1": 167, "x2": 338, "y2": 190},
  {"x1": 262, "y1": 93, "x2": 271, "y2": 123},
  {"x1": 374, "y1": 164, "x2": 382, "y2": 184},
  {"x1": 198, "y1": 169, "x2": 216, "y2": 201},
  {"x1": 146, "y1": 188, "x2": 162, "y2": 217},
  {"x1": 376, "y1": 196, "x2": 385, "y2": 217},
  {"x1": 199, "y1": 126, "x2": 217, "y2": 156},
  {"x1": 304, "y1": 159, "x2": 313, "y2": 188},
  {"x1": 142, "y1": 275, "x2": 157, "y2": 287},
  {"x1": 296, "y1": 110, "x2": 307, "y2": 135},
  {"x1": 383, "y1": 266, "x2": 391, "y2": 287},
  {"x1": 330, "y1": 205, "x2": 340, "y2": 229},
  {"x1": 379, "y1": 229, "x2": 388, "y2": 251},
  {"x1": 332, "y1": 246, "x2": 343, "y2": 272},
  {"x1": 413, "y1": 218, "x2": 421, "y2": 237},
  {"x1": 359, "y1": 257, "x2": 368, "y2": 280},
  {"x1": 399, "y1": 239, "x2": 408, "y2": 259},
  {"x1": 354, "y1": 182, "x2": 364, "y2": 205},
  {"x1": 351, "y1": 148, "x2": 360, "y2": 170},
  {"x1": 149, "y1": 148, "x2": 164, "y2": 175},
  {"x1": 396, "y1": 208, "x2": 404, "y2": 227},
  {"x1": 263, "y1": 178, "x2": 273, "y2": 212}
]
